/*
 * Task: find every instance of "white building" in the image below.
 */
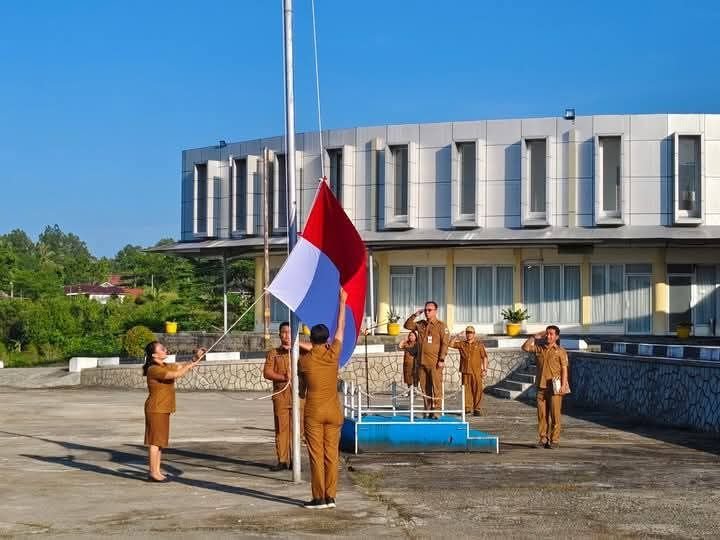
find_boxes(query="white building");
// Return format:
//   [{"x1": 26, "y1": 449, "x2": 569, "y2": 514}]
[{"x1": 157, "y1": 113, "x2": 720, "y2": 336}]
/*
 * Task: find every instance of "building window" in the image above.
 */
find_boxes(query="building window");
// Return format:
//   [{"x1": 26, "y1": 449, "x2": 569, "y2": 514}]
[
  {"x1": 521, "y1": 137, "x2": 549, "y2": 226},
  {"x1": 624, "y1": 264, "x2": 652, "y2": 334},
  {"x1": 591, "y1": 264, "x2": 624, "y2": 325},
  {"x1": 599, "y1": 136, "x2": 621, "y2": 217},
  {"x1": 391, "y1": 145, "x2": 409, "y2": 217},
  {"x1": 390, "y1": 265, "x2": 445, "y2": 321},
  {"x1": 457, "y1": 142, "x2": 476, "y2": 218},
  {"x1": 694, "y1": 265, "x2": 717, "y2": 332},
  {"x1": 328, "y1": 148, "x2": 343, "y2": 204},
  {"x1": 455, "y1": 266, "x2": 513, "y2": 323},
  {"x1": 194, "y1": 163, "x2": 208, "y2": 234},
  {"x1": 677, "y1": 135, "x2": 701, "y2": 219},
  {"x1": 273, "y1": 154, "x2": 288, "y2": 233},
  {"x1": 523, "y1": 264, "x2": 580, "y2": 324},
  {"x1": 232, "y1": 158, "x2": 247, "y2": 234},
  {"x1": 528, "y1": 139, "x2": 546, "y2": 215}
]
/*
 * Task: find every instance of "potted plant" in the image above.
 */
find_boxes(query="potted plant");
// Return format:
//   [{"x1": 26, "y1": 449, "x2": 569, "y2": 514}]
[
  {"x1": 676, "y1": 321, "x2": 692, "y2": 340},
  {"x1": 500, "y1": 306, "x2": 530, "y2": 337},
  {"x1": 386, "y1": 307, "x2": 402, "y2": 336}
]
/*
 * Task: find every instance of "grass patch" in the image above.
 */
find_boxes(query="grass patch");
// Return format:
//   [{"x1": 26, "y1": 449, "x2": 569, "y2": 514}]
[{"x1": 3, "y1": 351, "x2": 65, "y2": 368}]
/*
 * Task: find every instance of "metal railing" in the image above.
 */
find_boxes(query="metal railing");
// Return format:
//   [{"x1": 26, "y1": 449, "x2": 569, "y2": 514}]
[{"x1": 341, "y1": 378, "x2": 466, "y2": 424}]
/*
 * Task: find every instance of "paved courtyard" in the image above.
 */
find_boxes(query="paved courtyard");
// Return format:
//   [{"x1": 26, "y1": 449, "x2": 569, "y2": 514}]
[{"x1": 1, "y1": 386, "x2": 719, "y2": 538}]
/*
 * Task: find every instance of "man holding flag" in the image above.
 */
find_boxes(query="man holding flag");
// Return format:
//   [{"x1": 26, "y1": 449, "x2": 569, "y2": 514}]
[{"x1": 267, "y1": 180, "x2": 367, "y2": 507}]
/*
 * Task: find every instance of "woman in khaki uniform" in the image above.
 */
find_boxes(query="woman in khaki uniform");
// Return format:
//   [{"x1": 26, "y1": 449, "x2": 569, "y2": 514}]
[
  {"x1": 398, "y1": 331, "x2": 418, "y2": 387},
  {"x1": 298, "y1": 288, "x2": 347, "y2": 510},
  {"x1": 143, "y1": 341, "x2": 204, "y2": 482}
]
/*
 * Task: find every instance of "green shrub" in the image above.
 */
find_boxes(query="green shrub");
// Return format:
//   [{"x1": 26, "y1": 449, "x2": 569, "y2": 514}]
[
  {"x1": 122, "y1": 325, "x2": 156, "y2": 358},
  {"x1": 0, "y1": 341, "x2": 7, "y2": 361}
]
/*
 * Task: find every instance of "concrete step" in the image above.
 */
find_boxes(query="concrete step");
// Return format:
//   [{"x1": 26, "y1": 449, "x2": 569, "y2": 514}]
[
  {"x1": 499, "y1": 380, "x2": 533, "y2": 392},
  {"x1": 486, "y1": 386, "x2": 522, "y2": 400},
  {"x1": 513, "y1": 372, "x2": 535, "y2": 384}
]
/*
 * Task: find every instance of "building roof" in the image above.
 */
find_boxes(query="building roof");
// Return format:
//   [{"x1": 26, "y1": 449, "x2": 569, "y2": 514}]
[
  {"x1": 64, "y1": 284, "x2": 127, "y2": 296},
  {"x1": 149, "y1": 225, "x2": 720, "y2": 259}
]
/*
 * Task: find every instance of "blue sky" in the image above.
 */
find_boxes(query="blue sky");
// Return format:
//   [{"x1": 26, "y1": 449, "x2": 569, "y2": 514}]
[{"x1": 1, "y1": 0, "x2": 719, "y2": 257}]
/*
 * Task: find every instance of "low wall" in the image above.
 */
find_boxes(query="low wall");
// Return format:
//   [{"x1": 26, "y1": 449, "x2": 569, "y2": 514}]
[
  {"x1": 157, "y1": 332, "x2": 274, "y2": 354},
  {"x1": 81, "y1": 349, "x2": 531, "y2": 393},
  {"x1": 569, "y1": 352, "x2": 720, "y2": 433}
]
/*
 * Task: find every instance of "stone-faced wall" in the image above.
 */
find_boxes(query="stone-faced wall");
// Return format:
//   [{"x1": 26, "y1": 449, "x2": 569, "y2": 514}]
[
  {"x1": 81, "y1": 348, "x2": 530, "y2": 393},
  {"x1": 569, "y1": 352, "x2": 720, "y2": 433}
]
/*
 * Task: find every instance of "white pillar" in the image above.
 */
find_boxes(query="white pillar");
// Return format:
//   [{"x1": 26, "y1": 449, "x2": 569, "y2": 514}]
[{"x1": 222, "y1": 254, "x2": 228, "y2": 332}]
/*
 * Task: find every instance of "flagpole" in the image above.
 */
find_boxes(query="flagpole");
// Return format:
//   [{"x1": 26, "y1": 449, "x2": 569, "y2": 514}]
[{"x1": 283, "y1": 0, "x2": 301, "y2": 484}]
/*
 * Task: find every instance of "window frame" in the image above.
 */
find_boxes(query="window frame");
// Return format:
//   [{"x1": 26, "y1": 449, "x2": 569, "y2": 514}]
[
  {"x1": 522, "y1": 263, "x2": 581, "y2": 324},
  {"x1": 590, "y1": 263, "x2": 625, "y2": 326},
  {"x1": 231, "y1": 156, "x2": 258, "y2": 236},
  {"x1": 521, "y1": 136, "x2": 552, "y2": 227},
  {"x1": 323, "y1": 145, "x2": 355, "y2": 217},
  {"x1": 593, "y1": 134, "x2": 627, "y2": 226},
  {"x1": 454, "y1": 265, "x2": 514, "y2": 324},
  {"x1": 193, "y1": 160, "x2": 219, "y2": 238},
  {"x1": 672, "y1": 132, "x2": 704, "y2": 225},
  {"x1": 383, "y1": 141, "x2": 418, "y2": 229},
  {"x1": 389, "y1": 265, "x2": 446, "y2": 321},
  {"x1": 451, "y1": 139, "x2": 484, "y2": 228}
]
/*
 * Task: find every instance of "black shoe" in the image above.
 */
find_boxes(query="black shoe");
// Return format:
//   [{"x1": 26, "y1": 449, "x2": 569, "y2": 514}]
[
  {"x1": 325, "y1": 497, "x2": 336, "y2": 508},
  {"x1": 544, "y1": 441, "x2": 551, "y2": 449},
  {"x1": 304, "y1": 498, "x2": 328, "y2": 509},
  {"x1": 286, "y1": 462, "x2": 293, "y2": 470},
  {"x1": 547, "y1": 441, "x2": 559, "y2": 449},
  {"x1": 269, "y1": 462, "x2": 288, "y2": 472},
  {"x1": 535, "y1": 440, "x2": 547, "y2": 449},
  {"x1": 473, "y1": 410, "x2": 481, "y2": 417}
]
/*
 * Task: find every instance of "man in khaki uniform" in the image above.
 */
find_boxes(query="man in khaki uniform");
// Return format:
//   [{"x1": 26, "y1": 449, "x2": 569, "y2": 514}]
[
  {"x1": 404, "y1": 301, "x2": 449, "y2": 419},
  {"x1": 263, "y1": 322, "x2": 310, "y2": 471},
  {"x1": 449, "y1": 326, "x2": 488, "y2": 416},
  {"x1": 298, "y1": 288, "x2": 348, "y2": 510},
  {"x1": 522, "y1": 325, "x2": 570, "y2": 449}
]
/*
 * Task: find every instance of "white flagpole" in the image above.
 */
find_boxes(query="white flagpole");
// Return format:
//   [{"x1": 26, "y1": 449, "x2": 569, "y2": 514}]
[{"x1": 283, "y1": 0, "x2": 301, "y2": 484}]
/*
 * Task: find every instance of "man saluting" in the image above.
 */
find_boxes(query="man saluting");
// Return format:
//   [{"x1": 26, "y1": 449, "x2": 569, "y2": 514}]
[{"x1": 404, "y1": 301, "x2": 449, "y2": 419}]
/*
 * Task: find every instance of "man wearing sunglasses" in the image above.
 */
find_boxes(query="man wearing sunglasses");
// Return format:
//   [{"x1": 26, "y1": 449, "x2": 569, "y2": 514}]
[{"x1": 404, "y1": 301, "x2": 449, "y2": 419}]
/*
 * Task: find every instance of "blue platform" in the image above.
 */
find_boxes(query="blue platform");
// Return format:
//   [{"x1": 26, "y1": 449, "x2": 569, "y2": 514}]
[{"x1": 340, "y1": 414, "x2": 499, "y2": 454}]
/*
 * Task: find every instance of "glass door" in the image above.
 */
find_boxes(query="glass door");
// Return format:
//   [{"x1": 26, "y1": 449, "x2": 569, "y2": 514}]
[{"x1": 625, "y1": 274, "x2": 652, "y2": 334}]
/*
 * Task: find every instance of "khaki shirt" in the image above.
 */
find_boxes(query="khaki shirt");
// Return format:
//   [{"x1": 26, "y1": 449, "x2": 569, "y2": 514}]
[
  {"x1": 145, "y1": 363, "x2": 179, "y2": 413},
  {"x1": 404, "y1": 315, "x2": 450, "y2": 368},
  {"x1": 299, "y1": 339, "x2": 342, "y2": 420},
  {"x1": 525, "y1": 342, "x2": 569, "y2": 389},
  {"x1": 450, "y1": 339, "x2": 487, "y2": 376},
  {"x1": 264, "y1": 347, "x2": 292, "y2": 407}
]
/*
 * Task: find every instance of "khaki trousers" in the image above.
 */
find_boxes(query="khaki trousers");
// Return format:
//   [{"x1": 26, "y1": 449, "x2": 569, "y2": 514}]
[
  {"x1": 418, "y1": 364, "x2": 443, "y2": 412},
  {"x1": 273, "y1": 401, "x2": 304, "y2": 464},
  {"x1": 462, "y1": 373, "x2": 483, "y2": 413},
  {"x1": 536, "y1": 387, "x2": 563, "y2": 443},
  {"x1": 304, "y1": 410, "x2": 342, "y2": 500}
]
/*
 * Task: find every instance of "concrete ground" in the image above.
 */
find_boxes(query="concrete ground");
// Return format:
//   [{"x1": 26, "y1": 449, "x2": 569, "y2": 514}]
[{"x1": 0, "y1": 387, "x2": 718, "y2": 539}]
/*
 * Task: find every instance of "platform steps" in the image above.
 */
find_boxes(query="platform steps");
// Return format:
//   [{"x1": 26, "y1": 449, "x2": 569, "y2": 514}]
[{"x1": 487, "y1": 363, "x2": 537, "y2": 400}]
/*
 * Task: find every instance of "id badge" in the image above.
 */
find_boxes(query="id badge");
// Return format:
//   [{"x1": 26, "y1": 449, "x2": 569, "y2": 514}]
[{"x1": 427, "y1": 335, "x2": 433, "y2": 344}]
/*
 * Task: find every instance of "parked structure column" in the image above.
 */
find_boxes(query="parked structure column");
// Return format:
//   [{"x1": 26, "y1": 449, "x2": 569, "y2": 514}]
[
  {"x1": 581, "y1": 254, "x2": 591, "y2": 328},
  {"x1": 377, "y1": 253, "x2": 390, "y2": 333},
  {"x1": 652, "y1": 247, "x2": 668, "y2": 335},
  {"x1": 513, "y1": 248, "x2": 523, "y2": 309},
  {"x1": 445, "y1": 248, "x2": 455, "y2": 329}
]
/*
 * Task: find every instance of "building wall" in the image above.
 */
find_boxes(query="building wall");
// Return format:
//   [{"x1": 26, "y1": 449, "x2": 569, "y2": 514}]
[
  {"x1": 256, "y1": 246, "x2": 720, "y2": 336},
  {"x1": 182, "y1": 114, "x2": 720, "y2": 240}
]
